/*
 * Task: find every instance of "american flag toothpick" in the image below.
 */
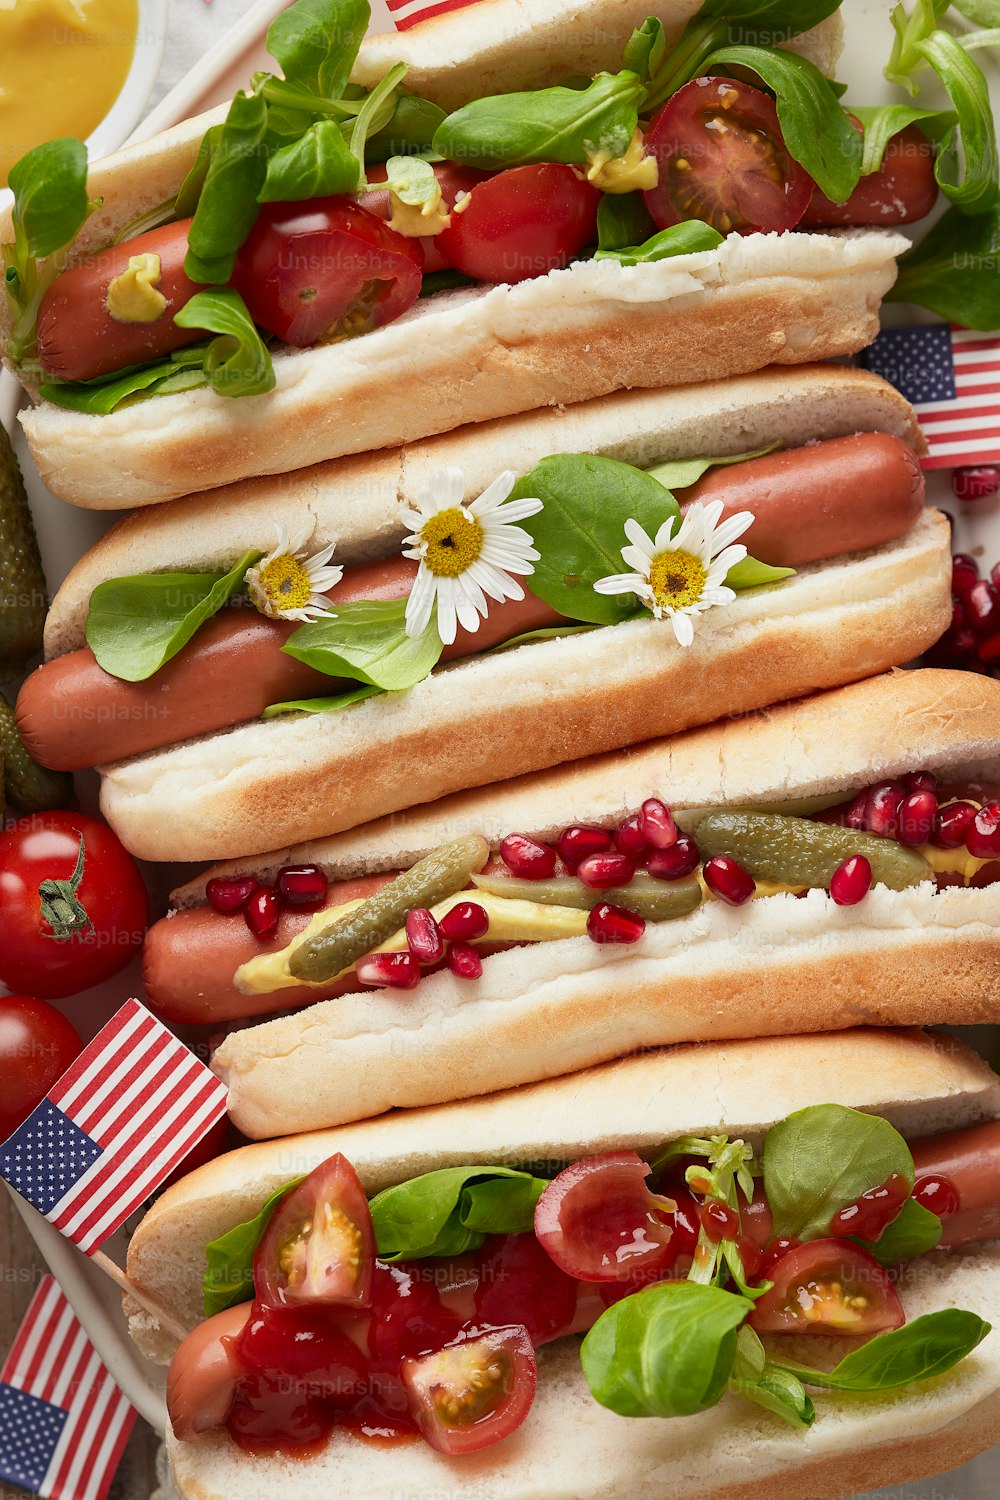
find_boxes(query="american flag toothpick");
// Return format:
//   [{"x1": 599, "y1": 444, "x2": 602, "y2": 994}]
[
  {"x1": 861, "y1": 323, "x2": 1000, "y2": 470},
  {"x1": 386, "y1": 0, "x2": 482, "y2": 30}
]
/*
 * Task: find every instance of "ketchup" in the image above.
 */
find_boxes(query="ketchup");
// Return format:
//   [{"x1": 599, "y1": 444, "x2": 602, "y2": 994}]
[{"x1": 829, "y1": 1172, "x2": 912, "y2": 1241}]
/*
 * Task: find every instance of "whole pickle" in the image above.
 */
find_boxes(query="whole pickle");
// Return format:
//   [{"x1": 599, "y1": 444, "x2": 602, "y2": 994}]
[
  {"x1": 695, "y1": 811, "x2": 931, "y2": 890},
  {"x1": 0, "y1": 421, "x2": 46, "y2": 676},
  {"x1": 0, "y1": 694, "x2": 73, "y2": 812}
]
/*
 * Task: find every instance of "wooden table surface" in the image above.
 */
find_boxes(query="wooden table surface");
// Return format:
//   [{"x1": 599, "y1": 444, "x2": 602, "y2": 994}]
[{"x1": 0, "y1": 1191, "x2": 160, "y2": 1500}]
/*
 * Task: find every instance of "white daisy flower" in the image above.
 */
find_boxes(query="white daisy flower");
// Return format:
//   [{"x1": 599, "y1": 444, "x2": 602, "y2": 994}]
[
  {"x1": 246, "y1": 525, "x2": 343, "y2": 622},
  {"x1": 594, "y1": 499, "x2": 754, "y2": 648},
  {"x1": 402, "y1": 466, "x2": 543, "y2": 645}
]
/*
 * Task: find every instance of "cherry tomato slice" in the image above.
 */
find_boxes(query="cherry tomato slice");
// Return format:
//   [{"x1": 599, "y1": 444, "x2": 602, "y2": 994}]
[
  {"x1": 0, "y1": 997, "x2": 82, "y2": 1142},
  {"x1": 0, "y1": 812, "x2": 148, "y2": 998},
  {"x1": 534, "y1": 1150, "x2": 678, "y2": 1283},
  {"x1": 643, "y1": 76, "x2": 814, "y2": 235},
  {"x1": 749, "y1": 1238, "x2": 905, "y2": 1335},
  {"x1": 401, "y1": 1324, "x2": 536, "y2": 1455},
  {"x1": 359, "y1": 161, "x2": 491, "y2": 274},
  {"x1": 231, "y1": 198, "x2": 423, "y2": 347},
  {"x1": 436, "y1": 163, "x2": 600, "y2": 284},
  {"x1": 802, "y1": 122, "x2": 938, "y2": 227},
  {"x1": 254, "y1": 1153, "x2": 375, "y2": 1308}
]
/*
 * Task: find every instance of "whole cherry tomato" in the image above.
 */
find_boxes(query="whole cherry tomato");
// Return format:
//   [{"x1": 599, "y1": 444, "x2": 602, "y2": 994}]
[
  {"x1": 0, "y1": 996, "x2": 82, "y2": 1141},
  {"x1": 0, "y1": 812, "x2": 148, "y2": 998},
  {"x1": 358, "y1": 160, "x2": 491, "y2": 273}
]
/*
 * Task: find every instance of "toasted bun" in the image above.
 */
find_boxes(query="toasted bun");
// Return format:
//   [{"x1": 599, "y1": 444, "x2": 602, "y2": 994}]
[
  {"x1": 44, "y1": 364, "x2": 923, "y2": 656},
  {"x1": 95, "y1": 510, "x2": 952, "y2": 862},
  {"x1": 200, "y1": 668, "x2": 1000, "y2": 1137}
]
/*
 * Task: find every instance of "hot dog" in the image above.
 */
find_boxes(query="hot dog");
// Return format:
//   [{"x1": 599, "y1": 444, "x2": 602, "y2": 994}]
[
  {"x1": 20, "y1": 366, "x2": 951, "y2": 863},
  {"x1": 121, "y1": 1030, "x2": 1000, "y2": 1498},
  {"x1": 136, "y1": 668, "x2": 1000, "y2": 1137},
  {"x1": 1, "y1": 0, "x2": 955, "y2": 510}
]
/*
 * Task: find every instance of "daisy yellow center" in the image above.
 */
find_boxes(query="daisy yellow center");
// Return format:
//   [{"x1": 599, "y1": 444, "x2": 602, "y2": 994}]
[
  {"x1": 648, "y1": 549, "x2": 707, "y2": 611},
  {"x1": 420, "y1": 507, "x2": 483, "y2": 578},
  {"x1": 257, "y1": 555, "x2": 314, "y2": 611}
]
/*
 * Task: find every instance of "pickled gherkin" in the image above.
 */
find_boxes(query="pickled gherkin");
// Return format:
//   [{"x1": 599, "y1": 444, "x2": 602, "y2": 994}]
[
  {"x1": 473, "y1": 872, "x2": 702, "y2": 921},
  {"x1": 0, "y1": 420, "x2": 46, "y2": 675},
  {"x1": 694, "y1": 811, "x2": 931, "y2": 890},
  {"x1": 289, "y1": 834, "x2": 490, "y2": 982},
  {"x1": 0, "y1": 693, "x2": 73, "y2": 812}
]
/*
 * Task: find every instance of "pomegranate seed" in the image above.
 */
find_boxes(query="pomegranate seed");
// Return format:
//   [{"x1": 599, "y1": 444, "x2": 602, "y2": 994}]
[
  {"x1": 913, "y1": 1174, "x2": 961, "y2": 1219},
  {"x1": 844, "y1": 790, "x2": 869, "y2": 830},
  {"x1": 556, "y1": 825, "x2": 611, "y2": 872},
  {"x1": 951, "y1": 599, "x2": 967, "y2": 631},
  {"x1": 206, "y1": 874, "x2": 258, "y2": 913},
  {"x1": 703, "y1": 855, "x2": 755, "y2": 906},
  {"x1": 244, "y1": 886, "x2": 279, "y2": 940},
  {"x1": 993, "y1": 561, "x2": 1000, "y2": 590},
  {"x1": 614, "y1": 814, "x2": 651, "y2": 859},
  {"x1": 640, "y1": 798, "x2": 678, "y2": 850},
  {"x1": 577, "y1": 852, "x2": 635, "y2": 889},
  {"x1": 500, "y1": 832, "x2": 557, "y2": 879},
  {"x1": 905, "y1": 770, "x2": 937, "y2": 795},
  {"x1": 405, "y1": 907, "x2": 444, "y2": 964},
  {"x1": 829, "y1": 855, "x2": 872, "y2": 906},
  {"x1": 700, "y1": 1200, "x2": 740, "y2": 1242},
  {"x1": 276, "y1": 864, "x2": 329, "y2": 906},
  {"x1": 356, "y1": 952, "x2": 421, "y2": 989},
  {"x1": 978, "y1": 630, "x2": 1000, "y2": 664},
  {"x1": 864, "y1": 781, "x2": 907, "y2": 838},
  {"x1": 965, "y1": 579, "x2": 999, "y2": 635},
  {"x1": 952, "y1": 555, "x2": 980, "y2": 604},
  {"x1": 967, "y1": 802, "x2": 1000, "y2": 859},
  {"x1": 933, "y1": 800, "x2": 978, "y2": 849},
  {"x1": 952, "y1": 465, "x2": 1000, "y2": 501},
  {"x1": 586, "y1": 902, "x2": 646, "y2": 944},
  {"x1": 439, "y1": 902, "x2": 490, "y2": 940},
  {"x1": 897, "y1": 791, "x2": 938, "y2": 848},
  {"x1": 447, "y1": 942, "x2": 483, "y2": 979},
  {"x1": 646, "y1": 835, "x2": 700, "y2": 880}
]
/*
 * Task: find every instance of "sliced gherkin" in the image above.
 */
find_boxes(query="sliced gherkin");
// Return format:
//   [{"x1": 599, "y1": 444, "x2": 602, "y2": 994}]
[
  {"x1": 472, "y1": 872, "x2": 702, "y2": 921},
  {"x1": 694, "y1": 811, "x2": 931, "y2": 891}
]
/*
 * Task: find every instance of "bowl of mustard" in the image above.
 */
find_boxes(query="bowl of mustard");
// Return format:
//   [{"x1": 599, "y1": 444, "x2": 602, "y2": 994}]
[{"x1": 0, "y1": 0, "x2": 168, "y2": 190}]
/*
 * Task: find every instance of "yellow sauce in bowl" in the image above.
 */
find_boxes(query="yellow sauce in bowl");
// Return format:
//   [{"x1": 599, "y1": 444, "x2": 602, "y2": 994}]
[{"x1": 0, "y1": 0, "x2": 139, "y2": 186}]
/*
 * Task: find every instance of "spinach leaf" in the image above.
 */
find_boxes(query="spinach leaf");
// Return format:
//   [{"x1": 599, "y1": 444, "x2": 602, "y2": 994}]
[
  {"x1": 369, "y1": 1166, "x2": 549, "y2": 1261},
  {"x1": 851, "y1": 103, "x2": 954, "y2": 176},
  {"x1": 40, "y1": 357, "x2": 208, "y2": 414},
  {"x1": 581, "y1": 1282, "x2": 753, "y2": 1418},
  {"x1": 85, "y1": 549, "x2": 260, "y2": 682},
  {"x1": 774, "y1": 1310, "x2": 990, "y2": 1391},
  {"x1": 726, "y1": 557, "x2": 794, "y2": 590},
  {"x1": 8, "y1": 138, "x2": 90, "y2": 261},
  {"x1": 433, "y1": 71, "x2": 644, "y2": 170},
  {"x1": 202, "y1": 1180, "x2": 302, "y2": 1316},
  {"x1": 596, "y1": 192, "x2": 655, "y2": 253},
  {"x1": 174, "y1": 124, "x2": 225, "y2": 217},
  {"x1": 645, "y1": 443, "x2": 779, "y2": 491},
  {"x1": 953, "y1": 0, "x2": 1000, "y2": 20},
  {"x1": 174, "y1": 289, "x2": 276, "y2": 397},
  {"x1": 514, "y1": 454, "x2": 681, "y2": 626},
  {"x1": 890, "y1": 202, "x2": 1000, "y2": 327},
  {"x1": 701, "y1": 45, "x2": 862, "y2": 202},
  {"x1": 185, "y1": 90, "x2": 270, "y2": 284},
  {"x1": 916, "y1": 28, "x2": 999, "y2": 213},
  {"x1": 260, "y1": 119, "x2": 361, "y2": 201},
  {"x1": 595, "y1": 220, "x2": 723, "y2": 265},
  {"x1": 266, "y1": 0, "x2": 368, "y2": 99},
  {"x1": 855, "y1": 1196, "x2": 942, "y2": 1266},
  {"x1": 366, "y1": 93, "x2": 447, "y2": 161},
  {"x1": 282, "y1": 598, "x2": 442, "y2": 689},
  {"x1": 738, "y1": 1365, "x2": 815, "y2": 1427},
  {"x1": 485, "y1": 623, "x2": 597, "y2": 654},
  {"x1": 263, "y1": 685, "x2": 382, "y2": 718},
  {"x1": 623, "y1": 17, "x2": 667, "y2": 82},
  {"x1": 763, "y1": 1104, "x2": 914, "y2": 1242}
]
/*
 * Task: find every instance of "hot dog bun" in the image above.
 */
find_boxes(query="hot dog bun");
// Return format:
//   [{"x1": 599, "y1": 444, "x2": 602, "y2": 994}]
[
  {"x1": 33, "y1": 365, "x2": 944, "y2": 863},
  {"x1": 166, "y1": 669, "x2": 1000, "y2": 1138},
  {"x1": 0, "y1": 3, "x2": 900, "y2": 509},
  {"x1": 123, "y1": 1029, "x2": 1000, "y2": 1498}
]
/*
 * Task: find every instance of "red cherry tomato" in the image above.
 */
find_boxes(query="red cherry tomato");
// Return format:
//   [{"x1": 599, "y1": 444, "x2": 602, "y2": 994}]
[
  {"x1": 401, "y1": 1324, "x2": 536, "y2": 1455},
  {"x1": 0, "y1": 996, "x2": 82, "y2": 1141},
  {"x1": 0, "y1": 813, "x2": 148, "y2": 999},
  {"x1": 534, "y1": 1150, "x2": 679, "y2": 1282},
  {"x1": 255, "y1": 1153, "x2": 375, "y2": 1308},
  {"x1": 749, "y1": 1239, "x2": 905, "y2": 1335},
  {"x1": 359, "y1": 161, "x2": 491, "y2": 273},
  {"x1": 231, "y1": 198, "x2": 423, "y2": 346},
  {"x1": 643, "y1": 76, "x2": 814, "y2": 235},
  {"x1": 436, "y1": 163, "x2": 600, "y2": 284},
  {"x1": 802, "y1": 122, "x2": 938, "y2": 227}
]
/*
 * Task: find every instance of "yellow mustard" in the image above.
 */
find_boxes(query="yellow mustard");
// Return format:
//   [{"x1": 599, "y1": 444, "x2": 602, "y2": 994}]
[
  {"x1": 106, "y1": 252, "x2": 166, "y2": 322},
  {"x1": 0, "y1": 0, "x2": 138, "y2": 188}
]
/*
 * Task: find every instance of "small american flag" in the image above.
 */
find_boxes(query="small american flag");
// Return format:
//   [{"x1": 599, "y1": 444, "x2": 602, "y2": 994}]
[
  {"x1": 0, "y1": 1276, "x2": 136, "y2": 1500},
  {"x1": 0, "y1": 998, "x2": 228, "y2": 1254},
  {"x1": 861, "y1": 323, "x2": 1000, "y2": 470},
  {"x1": 386, "y1": 0, "x2": 481, "y2": 31}
]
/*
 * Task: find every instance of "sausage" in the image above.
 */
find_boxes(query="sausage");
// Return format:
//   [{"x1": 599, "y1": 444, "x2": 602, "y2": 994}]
[
  {"x1": 802, "y1": 124, "x2": 938, "y2": 228},
  {"x1": 16, "y1": 556, "x2": 560, "y2": 771},
  {"x1": 21, "y1": 433, "x2": 924, "y2": 773},
  {"x1": 681, "y1": 432, "x2": 924, "y2": 567},
  {"x1": 37, "y1": 219, "x2": 204, "y2": 382},
  {"x1": 910, "y1": 1119, "x2": 1000, "y2": 1249}
]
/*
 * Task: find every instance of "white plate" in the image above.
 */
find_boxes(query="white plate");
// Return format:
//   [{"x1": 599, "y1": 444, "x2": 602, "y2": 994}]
[{"x1": 4, "y1": 3, "x2": 1000, "y2": 1493}]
